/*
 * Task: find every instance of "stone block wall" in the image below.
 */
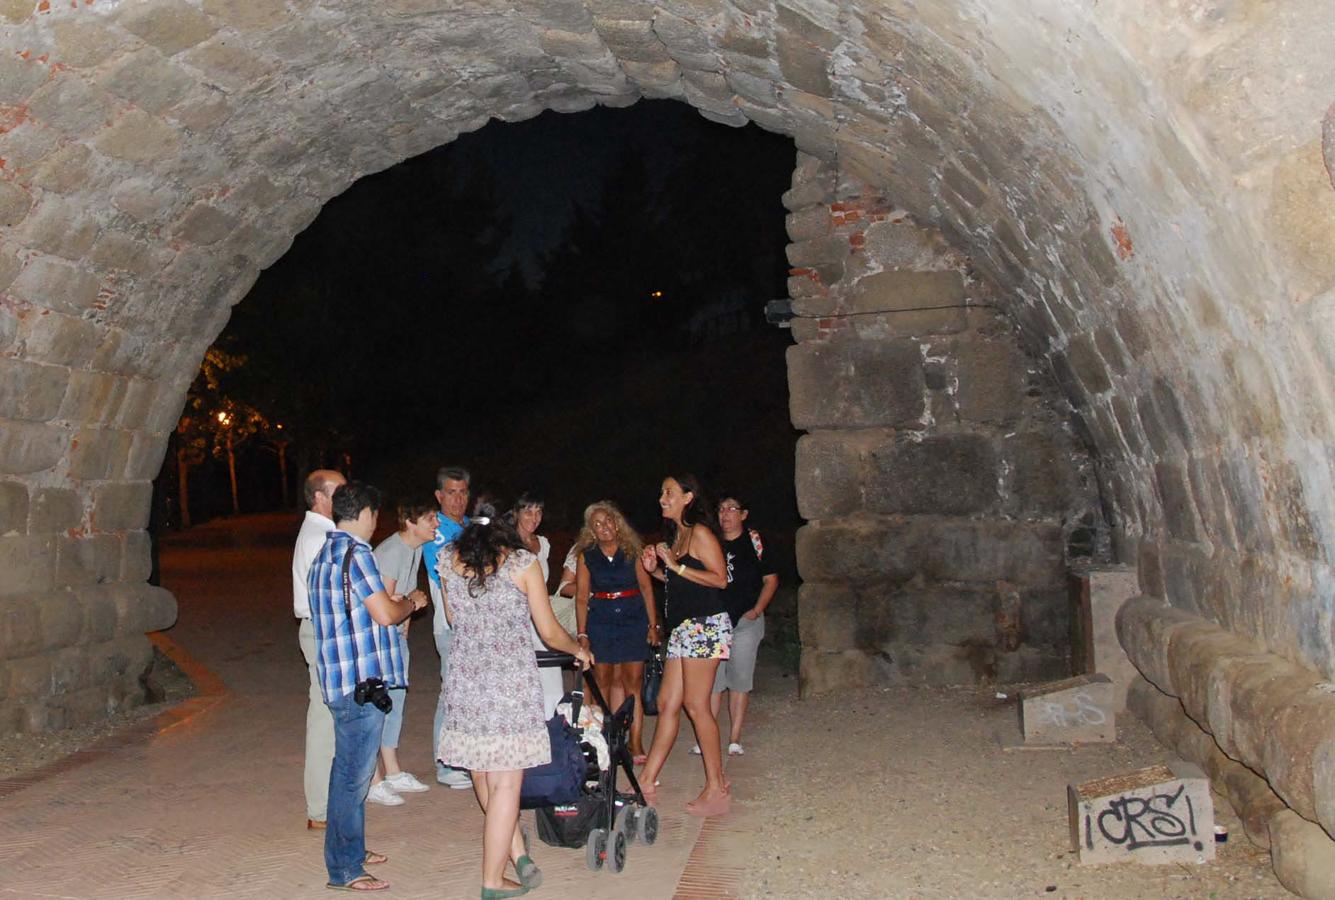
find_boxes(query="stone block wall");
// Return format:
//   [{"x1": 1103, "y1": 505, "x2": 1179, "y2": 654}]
[
  {"x1": 0, "y1": 373, "x2": 177, "y2": 731},
  {"x1": 787, "y1": 154, "x2": 1106, "y2": 692}
]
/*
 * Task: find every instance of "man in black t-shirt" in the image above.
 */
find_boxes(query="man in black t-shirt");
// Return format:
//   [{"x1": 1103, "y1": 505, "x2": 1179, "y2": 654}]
[{"x1": 693, "y1": 494, "x2": 778, "y2": 757}]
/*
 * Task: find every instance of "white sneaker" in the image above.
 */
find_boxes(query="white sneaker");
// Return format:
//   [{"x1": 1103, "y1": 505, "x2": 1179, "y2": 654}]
[
  {"x1": 688, "y1": 743, "x2": 702, "y2": 755},
  {"x1": 437, "y1": 768, "x2": 473, "y2": 790},
  {"x1": 728, "y1": 742, "x2": 745, "y2": 756},
  {"x1": 367, "y1": 781, "x2": 404, "y2": 806},
  {"x1": 383, "y1": 771, "x2": 430, "y2": 793}
]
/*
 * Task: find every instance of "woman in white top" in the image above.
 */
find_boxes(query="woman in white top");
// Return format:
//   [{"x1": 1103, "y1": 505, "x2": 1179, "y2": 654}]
[
  {"x1": 511, "y1": 492, "x2": 564, "y2": 716},
  {"x1": 513, "y1": 491, "x2": 551, "y2": 579}
]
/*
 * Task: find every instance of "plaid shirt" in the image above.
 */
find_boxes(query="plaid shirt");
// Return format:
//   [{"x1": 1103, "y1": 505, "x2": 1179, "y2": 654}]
[{"x1": 308, "y1": 530, "x2": 408, "y2": 704}]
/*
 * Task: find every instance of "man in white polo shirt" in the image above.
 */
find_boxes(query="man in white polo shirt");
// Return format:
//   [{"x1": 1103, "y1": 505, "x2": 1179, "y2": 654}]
[{"x1": 293, "y1": 468, "x2": 346, "y2": 829}]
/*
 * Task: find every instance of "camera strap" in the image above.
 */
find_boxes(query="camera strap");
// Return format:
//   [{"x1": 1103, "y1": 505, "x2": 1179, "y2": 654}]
[{"x1": 341, "y1": 542, "x2": 366, "y2": 687}]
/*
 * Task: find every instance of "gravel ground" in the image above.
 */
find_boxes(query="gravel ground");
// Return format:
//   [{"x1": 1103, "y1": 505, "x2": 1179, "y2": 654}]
[{"x1": 718, "y1": 660, "x2": 1290, "y2": 899}]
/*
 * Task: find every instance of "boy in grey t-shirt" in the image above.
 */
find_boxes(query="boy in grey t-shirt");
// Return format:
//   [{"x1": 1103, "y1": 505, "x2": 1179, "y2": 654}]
[{"x1": 367, "y1": 496, "x2": 437, "y2": 805}]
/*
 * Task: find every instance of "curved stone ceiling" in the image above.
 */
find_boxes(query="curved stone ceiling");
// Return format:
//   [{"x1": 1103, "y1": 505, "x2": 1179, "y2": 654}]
[{"x1": 0, "y1": 0, "x2": 1332, "y2": 681}]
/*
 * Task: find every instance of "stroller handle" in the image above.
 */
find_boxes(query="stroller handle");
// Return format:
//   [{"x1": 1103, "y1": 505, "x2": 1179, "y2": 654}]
[{"x1": 534, "y1": 650, "x2": 615, "y2": 716}]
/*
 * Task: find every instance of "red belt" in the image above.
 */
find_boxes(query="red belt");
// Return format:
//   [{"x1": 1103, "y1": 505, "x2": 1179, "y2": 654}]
[{"x1": 592, "y1": 589, "x2": 640, "y2": 600}]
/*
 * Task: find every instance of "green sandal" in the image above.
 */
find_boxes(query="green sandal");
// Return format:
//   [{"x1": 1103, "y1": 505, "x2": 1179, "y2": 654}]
[
  {"x1": 510, "y1": 823, "x2": 541, "y2": 888},
  {"x1": 480, "y1": 884, "x2": 529, "y2": 899},
  {"x1": 513, "y1": 855, "x2": 542, "y2": 889}
]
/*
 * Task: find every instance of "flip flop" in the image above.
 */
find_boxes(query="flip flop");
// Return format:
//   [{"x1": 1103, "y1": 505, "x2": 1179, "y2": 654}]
[
  {"x1": 632, "y1": 754, "x2": 648, "y2": 765},
  {"x1": 364, "y1": 850, "x2": 388, "y2": 866},
  {"x1": 327, "y1": 874, "x2": 389, "y2": 892}
]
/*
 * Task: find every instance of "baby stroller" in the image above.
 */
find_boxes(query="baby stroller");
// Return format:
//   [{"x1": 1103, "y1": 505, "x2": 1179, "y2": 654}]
[{"x1": 528, "y1": 651, "x2": 660, "y2": 874}]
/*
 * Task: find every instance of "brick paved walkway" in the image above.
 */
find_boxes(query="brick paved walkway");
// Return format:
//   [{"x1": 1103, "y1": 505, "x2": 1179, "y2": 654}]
[{"x1": 0, "y1": 515, "x2": 738, "y2": 899}]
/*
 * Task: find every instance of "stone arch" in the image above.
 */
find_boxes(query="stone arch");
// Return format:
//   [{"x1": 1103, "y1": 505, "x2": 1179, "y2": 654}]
[{"x1": 2, "y1": 0, "x2": 1335, "y2": 888}]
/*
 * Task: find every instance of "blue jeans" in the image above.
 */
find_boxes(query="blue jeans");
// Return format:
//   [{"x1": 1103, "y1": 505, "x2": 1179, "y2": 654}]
[
  {"x1": 324, "y1": 691, "x2": 387, "y2": 886},
  {"x1": 433, "y1": 627, "x2": 462, "y2": 778}
]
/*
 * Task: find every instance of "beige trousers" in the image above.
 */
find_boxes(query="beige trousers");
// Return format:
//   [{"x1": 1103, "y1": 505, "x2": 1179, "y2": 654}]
[{"x1": 299, "y1": 618, "x2": 335, "y2": 821}]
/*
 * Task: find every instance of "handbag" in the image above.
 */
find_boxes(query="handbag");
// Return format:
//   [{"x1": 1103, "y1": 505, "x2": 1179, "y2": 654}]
[
  {"x1": 641, "y1": 648, "x2": 664, "y2": 717},
  {"x1": 520, "y1": 693, "x2": 589, "y2": 809}
]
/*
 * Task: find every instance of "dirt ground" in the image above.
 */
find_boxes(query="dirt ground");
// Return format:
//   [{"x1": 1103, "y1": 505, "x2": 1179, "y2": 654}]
[
  {"x1": 719, "y1": 661, "x2": 1290, "y2": 899},
  {"x1": 0, "y1": 510, "x2": 1294, "y2": 898},
  {"x1": 0, "y1": 648, "x2": 195, "y2": 781},
  {"x1": 2, "y1": 647, "x2": 1292, "y2": 900}
]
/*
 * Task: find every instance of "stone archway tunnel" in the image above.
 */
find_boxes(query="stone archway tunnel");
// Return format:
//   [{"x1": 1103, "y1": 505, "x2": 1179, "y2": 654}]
[{"x1": 1, "y1": 0, "x2": 1333, "y2": 892}]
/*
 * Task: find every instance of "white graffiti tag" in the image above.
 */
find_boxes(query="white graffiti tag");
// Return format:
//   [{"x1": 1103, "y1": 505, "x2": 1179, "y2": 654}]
[{"x1": 1034, "y1": 691, "x2": 1108, "y2": 728}]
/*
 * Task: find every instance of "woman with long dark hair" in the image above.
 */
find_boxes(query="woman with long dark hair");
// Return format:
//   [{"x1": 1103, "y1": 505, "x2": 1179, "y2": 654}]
[
  {"x1": 509, "y1": 491, "x2": 567, "y2": 718},
  {"x1": 639, "y1": 474, "x2": 733, "y2": 817},
  {"x1": 437, "y1": 503, "x2": 593, "y2": 899}
]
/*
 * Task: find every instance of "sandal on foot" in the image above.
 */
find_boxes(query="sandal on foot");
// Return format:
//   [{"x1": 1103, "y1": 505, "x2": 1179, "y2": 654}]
[
  {"x1": 728, "y1": 742, "x2": 745, "y2": 756},
  {"x1": 480, "y1": 882, "x2": 530, "y2": 899},
  {"x1": 327, "y1": 874, "x2": 389, "y2": 892},
  {"x1": 364, "y1": 850, "x2": 388, "y2": 866},
  {"x1": 632, "y1": 753, "x2": 648, "y2": 765},
  {"x1": 513, "y1": 854, "x2": 542, "y2": 889}
]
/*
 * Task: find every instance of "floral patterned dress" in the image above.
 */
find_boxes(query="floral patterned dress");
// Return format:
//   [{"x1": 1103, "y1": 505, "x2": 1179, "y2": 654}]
[{"x1": 436, "y1": 548, "x2": 550, "y2": 771}]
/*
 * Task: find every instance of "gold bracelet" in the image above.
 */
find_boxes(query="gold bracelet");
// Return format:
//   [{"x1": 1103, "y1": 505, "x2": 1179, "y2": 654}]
[{"x1": 675, "y1": 562, "x2": 686, "y2": 576}]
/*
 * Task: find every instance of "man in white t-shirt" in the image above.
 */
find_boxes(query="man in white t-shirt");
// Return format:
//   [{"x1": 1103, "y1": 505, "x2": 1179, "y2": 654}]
[{"x1": 292, "y1": 468, "x2": 346, "y2": 830}]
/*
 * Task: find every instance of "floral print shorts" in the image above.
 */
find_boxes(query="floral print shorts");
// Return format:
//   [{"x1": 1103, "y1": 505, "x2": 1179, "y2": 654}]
[{"x1": 667, "y1": 613, "x2": 733, "y2": 660}]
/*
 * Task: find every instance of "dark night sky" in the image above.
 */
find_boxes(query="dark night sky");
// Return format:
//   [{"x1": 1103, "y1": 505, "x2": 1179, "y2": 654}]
[
  {"x1": 177, "y1": 100, "x2": 801, "y2": 555},
  {"x1": 478, "y1": 103, "x2": 781, "y2": 284}
]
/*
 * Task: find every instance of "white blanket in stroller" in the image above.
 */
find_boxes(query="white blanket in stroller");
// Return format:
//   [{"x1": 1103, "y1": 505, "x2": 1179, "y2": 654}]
[{"x1": 556, "y1": 698, "x2": 609, "y2": 773}]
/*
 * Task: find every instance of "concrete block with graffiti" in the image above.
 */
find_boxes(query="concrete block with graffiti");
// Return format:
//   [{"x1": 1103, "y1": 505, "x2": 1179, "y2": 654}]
[
  {"x1": 1068, "y1": 761, "x2": 1215, "y2": 865},
  {"x1": 1021, "y1": 673, "x2": 1115, "y2": 744}
]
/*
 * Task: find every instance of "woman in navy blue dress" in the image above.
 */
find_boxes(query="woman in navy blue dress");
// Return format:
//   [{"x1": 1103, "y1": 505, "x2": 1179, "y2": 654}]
[{"x1": 574, "y1": 501, "x2": 660, "y2": 762}]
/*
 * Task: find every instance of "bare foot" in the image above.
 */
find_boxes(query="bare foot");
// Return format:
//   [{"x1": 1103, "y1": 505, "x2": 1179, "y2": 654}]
[
  {"x1": 689, "y1": 785, "x2": 729, "y2": 806},
  {"x1": 685, "y1": 787, "x2": 732, "y2": 817}
]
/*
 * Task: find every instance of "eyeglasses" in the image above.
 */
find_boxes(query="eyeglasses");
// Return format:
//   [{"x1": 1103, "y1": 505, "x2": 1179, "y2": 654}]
[{"x1": 718, "y1": 505, "x2": 742, "y2": 512}]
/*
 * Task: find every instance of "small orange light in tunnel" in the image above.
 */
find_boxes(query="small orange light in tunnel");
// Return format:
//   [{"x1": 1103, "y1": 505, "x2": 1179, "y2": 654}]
[{"x1": 650, "y1": 290, "x2": 663, "y2": 299}]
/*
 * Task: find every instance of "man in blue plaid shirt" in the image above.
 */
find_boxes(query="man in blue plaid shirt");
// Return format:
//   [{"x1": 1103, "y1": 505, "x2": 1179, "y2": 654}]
[{"x1": 308, "y1": 481, "x2": 427, "y2": 892}]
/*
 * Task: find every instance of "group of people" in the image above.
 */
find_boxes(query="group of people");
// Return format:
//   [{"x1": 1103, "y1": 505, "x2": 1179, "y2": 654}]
[{"x1": 291, "y1": 466, "x2": 778, "y2": 896}]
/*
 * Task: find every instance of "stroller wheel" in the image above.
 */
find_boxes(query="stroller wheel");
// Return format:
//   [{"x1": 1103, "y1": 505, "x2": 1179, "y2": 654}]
[
  {"x1": 637, "y1": 806, "x2": 660, "y2": 846},
  {"x1": 585, "y1": 828, "x2": 608, "y2": 871},
  {"x1": 607, "y1": 827, "x2": 629, "y2": 874},
  {"x1": 615, "y1": 806, "x2": 637, "y2": 845}
]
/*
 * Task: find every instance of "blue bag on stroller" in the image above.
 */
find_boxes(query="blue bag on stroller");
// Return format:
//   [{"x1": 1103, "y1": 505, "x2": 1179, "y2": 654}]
[{"x1": 520, "y1": 702, "x2": 588, "y2": 809}]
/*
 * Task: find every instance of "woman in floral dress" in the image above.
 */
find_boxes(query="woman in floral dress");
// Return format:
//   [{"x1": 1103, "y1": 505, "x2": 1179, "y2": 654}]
[{"x1": 437, "y1": 504, "x2": 592, "y2": 899}]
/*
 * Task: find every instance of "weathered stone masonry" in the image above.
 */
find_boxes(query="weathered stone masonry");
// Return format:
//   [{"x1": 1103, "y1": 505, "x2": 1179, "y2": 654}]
[
  {"x1": 0, "y1": 0, "x2": 1333, "y2": 892},
  {"x1": 787, "y1": 154, "x2": 1106, "y2": 691}
]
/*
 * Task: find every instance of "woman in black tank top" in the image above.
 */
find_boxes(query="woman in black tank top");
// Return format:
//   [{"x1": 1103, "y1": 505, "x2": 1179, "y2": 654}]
[{"x1": 638, "y1": 473, "x2": 734, "y2": 818}]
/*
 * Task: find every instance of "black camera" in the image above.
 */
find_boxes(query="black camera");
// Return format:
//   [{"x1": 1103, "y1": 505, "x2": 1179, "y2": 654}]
[{"x1": 354, "y1": 677, "x2": 393, "y2": 714}]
